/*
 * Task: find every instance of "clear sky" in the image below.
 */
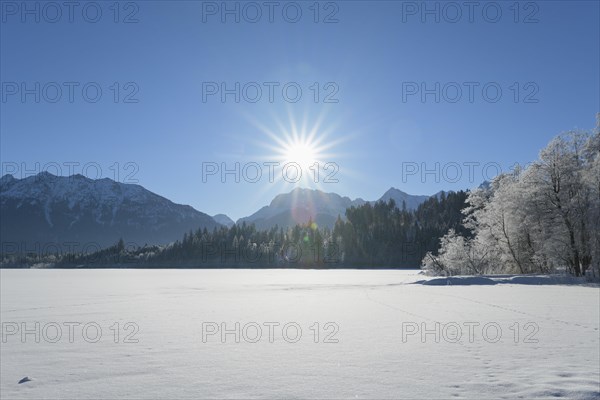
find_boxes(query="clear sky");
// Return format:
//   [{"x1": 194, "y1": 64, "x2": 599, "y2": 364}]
[{"x1": 1, "y1": 0, "x2": 599, "y2": 220}]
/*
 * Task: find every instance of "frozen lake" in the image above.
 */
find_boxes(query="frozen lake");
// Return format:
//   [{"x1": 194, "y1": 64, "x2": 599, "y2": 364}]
[{"x1": 1, "y1": 269, "x2": 599, "y2": 399}]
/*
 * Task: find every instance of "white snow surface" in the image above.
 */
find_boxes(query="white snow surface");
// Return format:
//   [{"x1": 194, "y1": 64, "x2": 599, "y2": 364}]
[{"x1": 1, "y1": 269, "x2": 598, "y2": 399}]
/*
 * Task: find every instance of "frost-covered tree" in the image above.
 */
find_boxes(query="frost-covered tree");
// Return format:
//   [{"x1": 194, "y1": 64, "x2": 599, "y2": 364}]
[
  {"x1": 580, "y1": 120, "x2": 600, "y2": 277},
  {"x1": 465, "y1": 173, "x2": 536, "y2": 273},
  {"x1": 422, "y1": 229, "x2": 497, "y2": 276},
  {"x1": 423, "y1": 117, "x2": 600, "y2": 277},
  {"x1": 525, "y1": 131, "x2": 596, "y2": 276}
]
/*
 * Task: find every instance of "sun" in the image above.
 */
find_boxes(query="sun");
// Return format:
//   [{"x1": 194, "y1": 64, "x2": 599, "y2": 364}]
[
  {"x1": 284, "y1": 141, "x2": 317, "y2": 167},
  {"x1": 244, "y1": 106, "x2": 353, "y2": 191}
]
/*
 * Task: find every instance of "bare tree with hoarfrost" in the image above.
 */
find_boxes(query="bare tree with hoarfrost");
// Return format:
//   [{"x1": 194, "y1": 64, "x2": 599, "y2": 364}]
[
  {"x1": 422, "y1": 228, "x2": 497, "y2": 276},
  {"x1": 423, "y1": 116, "x2": 600, "y2": 277},
  {"x1": 580, "y1": 119, "x2": 600, "y2": 277},
  {"x1": 526, "y1": 130, "x2": 597, "y2": 276}
]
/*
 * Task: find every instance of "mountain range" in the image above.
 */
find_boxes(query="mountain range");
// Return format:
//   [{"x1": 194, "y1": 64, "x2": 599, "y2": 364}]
[
  {"x1": 236, "y1": 188, "x2": 366, "y2": 230},
  {"x1": 1, "y1": 172, "x2": 438, "y2": 250},
  {"x1": 0, "y1": 172, "x2": 219, "y2": 249},
  {"x1": 236, "y1": 187, "x2": 432, "y2": 230}
]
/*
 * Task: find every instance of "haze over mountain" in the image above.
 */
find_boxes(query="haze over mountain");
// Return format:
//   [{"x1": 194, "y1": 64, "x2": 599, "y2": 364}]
[
  {"x1": 378, "y1": 187, "x2": 430, "y2": 211},
  {"x1": 236, "y1": 188, "x2": 366, "y2": 230},
  {"x1": 236, "y1": 186, "x2": 434, "y2": 230},
  {"x1": 212, "y1": 214, "x2": 235, "y2": 228},
  {"x1": 0, "y1": 172, "x2": 220, "y2": 250}
]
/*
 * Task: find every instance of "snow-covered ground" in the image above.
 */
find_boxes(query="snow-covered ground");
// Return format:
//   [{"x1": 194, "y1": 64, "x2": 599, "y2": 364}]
[{"x1": 1, "y1": 269, "x2": 598, "y2": 399}]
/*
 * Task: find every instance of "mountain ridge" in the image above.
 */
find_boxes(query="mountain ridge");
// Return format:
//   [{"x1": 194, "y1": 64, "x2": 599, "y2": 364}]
[
  {"x1": 1, "y1": 172, "x2": 456, "y2": 248},
  {"x1": 0, "y1": 172, "x2": 221, "y2": 249},
  {"x1": 212, "y1": 214, "x2": 235, "y2": 228},
  {"x1": 236, "y1": 186, "x2": 438, "y2": 230}
]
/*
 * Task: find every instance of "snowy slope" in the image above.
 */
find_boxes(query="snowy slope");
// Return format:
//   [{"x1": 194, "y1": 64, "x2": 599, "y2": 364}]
[
  {"x1": 377, "y1": 187, "x2": 430, "y2": 210},
  {"x1": 0, "y1": 172, "x2": 220, "y2": 248},
  {"x1": 237, "y1": 187, "x2": 366, "y2": 229},
  {"x1": 1, "y1": 270, "x2": 598, "y2": 399},
  {"x1": 236, "y1": 187, "x2": 436, "y2": 230},
  {"x1": 212, "y1": 214, "x2": 235, "y2": 228}
]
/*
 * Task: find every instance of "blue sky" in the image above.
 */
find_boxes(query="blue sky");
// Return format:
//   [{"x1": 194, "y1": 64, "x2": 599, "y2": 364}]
[{"x1": 1, "y1": 1, "x2": 599, "y2": 220}]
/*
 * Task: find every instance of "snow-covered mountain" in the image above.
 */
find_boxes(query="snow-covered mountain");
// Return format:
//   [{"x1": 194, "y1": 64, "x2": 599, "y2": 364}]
[
  {"x1": 478, "y1": 180, "x2": 492, "y2": 190},
  {"x1": 377, "y1": 187, "x2": 430, "y2": 210},
  {"x1": 236, "y1": 187, "x2": 434, "y2": 230},
  {"x1": 237, "y1": 187, "x2": 366, "y2": 230},
  {"x1": 212, "y1": 214, "x2": 235, "y2": 228},
  {"x1": 0, "y1": 172, "x2": 449, "y2": 248},
  {"x1": 0, "y1": 172, "x2": 220, "y2": 249}
]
